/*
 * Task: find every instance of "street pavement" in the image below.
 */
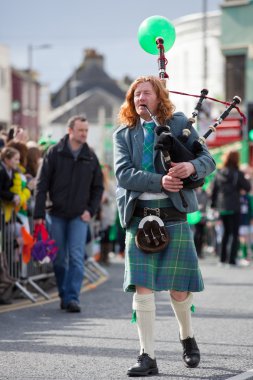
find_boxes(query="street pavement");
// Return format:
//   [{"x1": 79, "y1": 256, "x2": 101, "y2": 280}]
[{"x1": 0, "y1": 254, "x2": 253, "y2": 380}]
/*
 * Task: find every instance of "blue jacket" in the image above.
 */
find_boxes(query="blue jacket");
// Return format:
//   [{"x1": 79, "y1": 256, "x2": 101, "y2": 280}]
[{"x1": 113, "y1": 112, "x2": 216, "y2": 228}]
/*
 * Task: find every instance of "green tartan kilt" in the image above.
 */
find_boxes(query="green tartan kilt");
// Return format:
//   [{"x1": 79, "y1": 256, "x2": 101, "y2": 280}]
[{"x1": 124, "y1": 216, "x2": 204, "y2": 293}]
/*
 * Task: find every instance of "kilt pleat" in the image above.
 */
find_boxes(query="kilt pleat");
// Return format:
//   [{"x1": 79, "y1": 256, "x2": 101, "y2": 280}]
[{"x1": 124, "y1": 216, "x2": 204, "y2": 293}]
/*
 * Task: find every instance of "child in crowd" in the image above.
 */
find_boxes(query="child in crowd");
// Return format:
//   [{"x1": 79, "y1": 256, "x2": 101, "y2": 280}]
[
  {"x1": 0, "y1": 147, "x2": 21, "y2": 210},
  {"x1": 6, "y1": 141, "x2": 31, "y2": 231}
]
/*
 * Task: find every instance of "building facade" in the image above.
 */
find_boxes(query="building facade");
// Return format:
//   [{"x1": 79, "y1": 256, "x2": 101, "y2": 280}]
[
  {"x1": 0, "y1": 45, "x2": 11, "y2": 131},
  {"x1": 11, "y1": 69, "x2": 40, "y2": 140},
  {"x1": 49, "y1": 49, "x2": 126, "y2": 162},
  {"x1": 221, "y1": 0, "x2": 253, "y2": 162},
  {"x1": 221, "y1": 0, "x2": 253, "y2": 103},
  {"x1": 166, "y1": 11, "x2": 224, "y2": 117}
]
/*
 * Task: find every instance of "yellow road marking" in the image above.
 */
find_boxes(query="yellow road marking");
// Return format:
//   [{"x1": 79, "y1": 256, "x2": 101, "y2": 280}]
[{"x1": 0, "y1": 276, "x2": 108, "y2": 314}]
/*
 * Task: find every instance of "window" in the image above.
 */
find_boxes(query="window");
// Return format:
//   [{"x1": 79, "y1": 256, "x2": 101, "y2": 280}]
[
  {"x1": 225, "y1": 54, "x2": 245, "y2": 100},
  {"x1": 0, "y1": 67, "x2": 6, "y2": 88}
]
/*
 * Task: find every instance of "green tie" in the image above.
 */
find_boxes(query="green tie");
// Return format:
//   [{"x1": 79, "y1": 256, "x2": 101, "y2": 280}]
[{"x1": 142, "y1": 122, "x2": 156, "y2": 173}]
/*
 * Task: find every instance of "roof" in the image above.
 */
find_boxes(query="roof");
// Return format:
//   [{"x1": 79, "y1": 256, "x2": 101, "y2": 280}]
[
  {"x1": 51, "y1": 52, "x2": 125, "y2": 109},
  {"x1": 50, "y1": 87, "x2": 122, "y2": 125}
]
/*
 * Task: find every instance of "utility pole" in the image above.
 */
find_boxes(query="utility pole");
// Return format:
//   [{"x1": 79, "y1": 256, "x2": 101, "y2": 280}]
[
  {"x1": 202, "y1": 0, "x2": 208, "y2": 89},
  {"x1": 27, "y1": 44, "x2": 51, "y2": 140}
]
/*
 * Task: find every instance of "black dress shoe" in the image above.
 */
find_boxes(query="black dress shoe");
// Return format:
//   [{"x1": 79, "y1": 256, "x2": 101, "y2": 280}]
[
  {"x1": 180, "y1": 336, "x2": 200, "y2": 368},
  {"x1": 0, "y1": 298, "x2": 13, "y2": 305},
  {"x1": 127, "y1": 352, "x2": 158, "y2": 377},
  {"x1": 66, "y1": 301, "x2": 81, "y2": 313}
]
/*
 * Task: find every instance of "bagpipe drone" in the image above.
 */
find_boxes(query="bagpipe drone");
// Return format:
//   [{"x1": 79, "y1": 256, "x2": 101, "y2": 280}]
[{"x1": 137, "y1": 15, "x2": 245, "y2": 207}]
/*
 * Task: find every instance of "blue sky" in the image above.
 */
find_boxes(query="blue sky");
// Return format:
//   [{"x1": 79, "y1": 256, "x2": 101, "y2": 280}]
[{"x1": 1, "y1": 0, "x2": 221, "y2": 92}]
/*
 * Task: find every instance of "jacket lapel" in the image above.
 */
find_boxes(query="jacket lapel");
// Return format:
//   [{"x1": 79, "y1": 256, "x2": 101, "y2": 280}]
[
  {"x1": 131, "y1": 120, "x2": 166, "y2": 169},
  {"x1": 154, "y1": 131, "x2": 160, "y2": 162},
  {"x1": 133, "y1": 122, "x2": 144, "y2": 166}
]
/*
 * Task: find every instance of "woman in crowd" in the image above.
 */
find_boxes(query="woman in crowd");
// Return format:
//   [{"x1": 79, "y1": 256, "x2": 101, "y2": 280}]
[
  {"x1": 211, "y1": 150, "x2": 251, "y2": 266},
  {"x1": 0, "y1": 147, "x2": 21, "y2": 304}
]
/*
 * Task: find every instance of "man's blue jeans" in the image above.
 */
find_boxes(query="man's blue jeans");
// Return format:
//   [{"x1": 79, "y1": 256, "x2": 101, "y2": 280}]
[{"x1": 46, "y1": 214, "x2": 88, "y2": 305}]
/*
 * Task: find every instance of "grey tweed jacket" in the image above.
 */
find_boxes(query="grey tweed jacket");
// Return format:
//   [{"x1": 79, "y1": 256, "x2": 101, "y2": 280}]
[{"x1": 113, "y1": 112, "x2": 216, "y2": 228}]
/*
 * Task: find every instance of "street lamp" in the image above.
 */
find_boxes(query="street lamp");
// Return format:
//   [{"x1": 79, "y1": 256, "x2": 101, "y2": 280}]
[
  {"x1": 28, "y1": 44, "x2": 51, "y2": 75},
  {"x1": 27, "y1": 44, "x2": 51, "y2": 140}
]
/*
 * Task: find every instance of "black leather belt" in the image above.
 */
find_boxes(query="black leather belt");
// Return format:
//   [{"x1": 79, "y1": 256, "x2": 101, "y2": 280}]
[{"x1": 133, "y1": 206, "x2": 186, "y2": 221}]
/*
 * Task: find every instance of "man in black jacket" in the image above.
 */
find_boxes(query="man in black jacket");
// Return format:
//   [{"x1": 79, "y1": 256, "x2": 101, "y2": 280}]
[{"x1": 34, "y1": 115, "x2": 103, "y2": 312}]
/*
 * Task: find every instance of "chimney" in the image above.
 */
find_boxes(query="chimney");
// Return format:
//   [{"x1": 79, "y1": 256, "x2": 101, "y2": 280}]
[{"x1": 83, "y1": 48, "x2": 104, "y2": 69}]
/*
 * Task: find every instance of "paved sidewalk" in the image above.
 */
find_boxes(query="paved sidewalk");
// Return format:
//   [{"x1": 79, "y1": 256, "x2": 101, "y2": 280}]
[{"x1": 0, "y1": 255, "x2": 252, "y2": 380}]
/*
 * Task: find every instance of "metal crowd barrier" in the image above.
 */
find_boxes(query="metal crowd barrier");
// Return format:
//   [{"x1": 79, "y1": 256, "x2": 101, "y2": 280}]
[{"x1": 0, "y1": 206, "x2": 109, "y2": 303}]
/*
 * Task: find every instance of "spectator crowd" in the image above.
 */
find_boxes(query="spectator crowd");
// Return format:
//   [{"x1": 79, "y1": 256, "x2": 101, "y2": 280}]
[
  {"x1": 0, "y1": 121, "x2": 124, "y2": 307},
  {"x1": 0, "y1": 121, "x2": 252, "y2": 307}
]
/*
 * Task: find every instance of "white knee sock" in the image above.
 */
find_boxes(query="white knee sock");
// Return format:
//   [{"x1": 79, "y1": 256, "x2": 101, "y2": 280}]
[
  {"x1": 132, "y1": 293, "x2": 156, "y2": 359},
  {"x1": 170, "y1": 293, "x2": 194, "y2": 340}
]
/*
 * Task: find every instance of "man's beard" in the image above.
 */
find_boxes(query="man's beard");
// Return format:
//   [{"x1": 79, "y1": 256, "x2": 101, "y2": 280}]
[{"x1": 75, "y1": 138, "x2": 86, "y2": 145}]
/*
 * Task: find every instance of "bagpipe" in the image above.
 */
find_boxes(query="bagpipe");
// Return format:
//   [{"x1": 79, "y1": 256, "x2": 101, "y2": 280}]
[{"x1": 138, "y1": 16, "x2": 245, "y2": 207}]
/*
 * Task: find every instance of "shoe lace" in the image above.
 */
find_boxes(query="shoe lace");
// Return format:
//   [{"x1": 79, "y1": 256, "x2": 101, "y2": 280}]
[
  {"x1": 183, "y1": 337, "x2": 198, "y2": 354},
  {"x1": 137, "y1": 353, "x2": 149, "y2": 363}
]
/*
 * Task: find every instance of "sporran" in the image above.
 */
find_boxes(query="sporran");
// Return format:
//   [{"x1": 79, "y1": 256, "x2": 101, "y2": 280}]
[{"x1": 135, "y1": 215, "x2": 169, "y2": 253}]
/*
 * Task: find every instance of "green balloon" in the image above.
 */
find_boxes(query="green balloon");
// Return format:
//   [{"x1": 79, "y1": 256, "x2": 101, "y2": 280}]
[
  {"x1": 138, "y1": 15, "x2": 176, "y2": 55},
  {"x1": 187, "y1": 210, "x2": 202, "y2": 225}
]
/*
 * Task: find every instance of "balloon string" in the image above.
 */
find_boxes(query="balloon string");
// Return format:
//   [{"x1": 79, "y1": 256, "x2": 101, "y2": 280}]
[{"x1": 170, "y1": 90, "x2": 246, "y2": 123}]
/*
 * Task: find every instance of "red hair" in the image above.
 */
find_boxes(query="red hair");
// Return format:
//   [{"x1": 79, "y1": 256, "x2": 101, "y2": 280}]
[
  {"x1": 222, "y1": 150, "x2": 240, "y2": 170},
  {"x1": 118, "y1": 76, "x2": 175, "y2": 128}
]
